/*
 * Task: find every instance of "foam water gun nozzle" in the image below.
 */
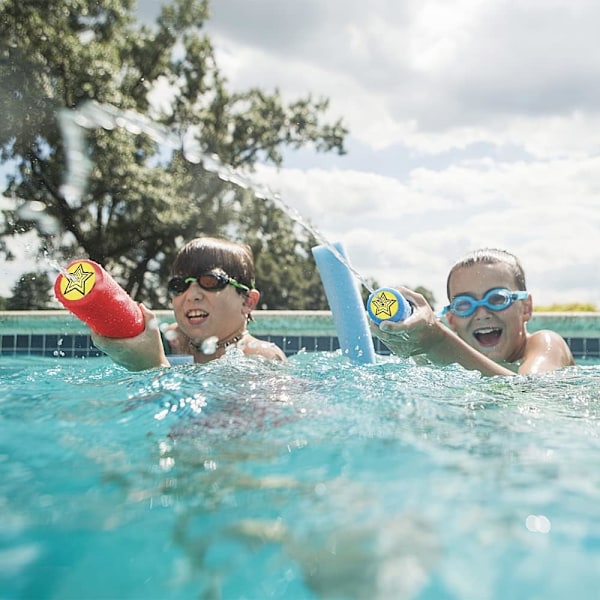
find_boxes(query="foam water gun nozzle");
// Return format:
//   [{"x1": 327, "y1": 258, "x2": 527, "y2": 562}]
[
  {"x1": 367, "y1": 287, "x2": 413, "y2": 324},
  {"x1": 54, "y1": 259, "x2": 144, "y2": 338}
]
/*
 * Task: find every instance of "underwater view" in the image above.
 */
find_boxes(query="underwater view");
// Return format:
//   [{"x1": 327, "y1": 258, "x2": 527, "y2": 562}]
[{"x1": 2, "y1": 351, "x2": 600, "y2": 599}]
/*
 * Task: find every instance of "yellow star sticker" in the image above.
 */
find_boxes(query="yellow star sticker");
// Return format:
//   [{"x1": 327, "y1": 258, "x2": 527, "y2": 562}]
[
  {"x1": 61, "y1": 262, "x2": 96, "y2": 299},
  {"x1": 370, "y1": 290, "x2": 398, "y2": 319}
]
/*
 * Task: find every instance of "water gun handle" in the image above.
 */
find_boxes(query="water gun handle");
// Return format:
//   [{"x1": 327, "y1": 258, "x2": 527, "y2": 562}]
[
  {"x1": 54, "y1": 259, "x2": 144, "y2": 338},
  {"x1": 367, "y1": 287, "x2": 413, "y2": 324}
]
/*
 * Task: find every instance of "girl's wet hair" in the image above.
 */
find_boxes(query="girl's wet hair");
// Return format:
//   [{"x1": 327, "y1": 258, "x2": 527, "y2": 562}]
[
  {"x1": 446, "y1": 248, "x2": 527, "y2": 300},
  {"x1": 172, "y1": 237, "x2": 256, "y2": 294}
]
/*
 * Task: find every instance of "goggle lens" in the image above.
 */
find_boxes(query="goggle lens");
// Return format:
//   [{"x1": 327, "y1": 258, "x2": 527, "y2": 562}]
[{"x1": 167, "y1": 272, "x2": 249, "y2": 297}]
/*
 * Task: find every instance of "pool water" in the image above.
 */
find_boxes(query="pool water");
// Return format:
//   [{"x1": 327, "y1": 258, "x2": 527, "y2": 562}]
[{"x1": 2, "y1": 352, "x2": 600, "y2": 599}]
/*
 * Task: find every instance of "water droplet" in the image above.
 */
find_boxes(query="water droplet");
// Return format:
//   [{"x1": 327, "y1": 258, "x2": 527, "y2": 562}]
[{"x1": 201, "y1": 336, "x2": 218, "y2": 355}]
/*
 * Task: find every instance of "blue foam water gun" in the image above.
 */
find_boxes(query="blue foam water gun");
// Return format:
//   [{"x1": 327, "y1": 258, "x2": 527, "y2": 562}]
[{"x1": 367, "y1": 287, "x2": 413, "y2": 324}]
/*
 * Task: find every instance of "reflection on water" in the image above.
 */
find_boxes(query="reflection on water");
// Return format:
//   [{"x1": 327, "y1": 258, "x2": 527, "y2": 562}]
[{"x1": 1, "y1": 353, "x2": 600, "y2": 599}]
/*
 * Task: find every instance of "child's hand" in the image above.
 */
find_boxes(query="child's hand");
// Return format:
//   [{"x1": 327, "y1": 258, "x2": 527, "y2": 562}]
[
  {"x1": 370, "y1": 287, "x2": 442, "y2": 357},
  {"x1": 91, "y1": 304, "x2": 170, "y2": 371}
]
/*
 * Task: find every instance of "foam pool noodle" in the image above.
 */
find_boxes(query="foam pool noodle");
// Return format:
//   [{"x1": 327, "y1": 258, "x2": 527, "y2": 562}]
[
  {"x1": 54, "y1": 259, "x2": 144, "y2": 338},
  {"x1": 311, "y1": 242, "x2": 376, "y2": 364}
]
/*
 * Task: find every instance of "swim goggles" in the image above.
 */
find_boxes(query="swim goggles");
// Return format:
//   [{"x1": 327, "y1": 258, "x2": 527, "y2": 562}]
[
  {"x1": 440, "y1": 287, "x2": 529, "y2": 318},
  {"x1": 167, "y1": 271, "x2": 251, "y2": 297}
]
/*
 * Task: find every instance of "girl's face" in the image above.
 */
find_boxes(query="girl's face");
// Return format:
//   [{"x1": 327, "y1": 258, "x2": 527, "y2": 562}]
[
  {"x1": 171, "y1": 278, "x2": 257, "y2": 344},
  {"x1": 445, "y1": 263, "x2": 532, "y2": 363}
]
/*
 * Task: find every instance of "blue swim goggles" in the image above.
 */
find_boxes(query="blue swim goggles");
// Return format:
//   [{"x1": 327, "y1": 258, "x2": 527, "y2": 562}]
[{"x1": 440, "y1": 288, "x2": 529, "y2": 318}]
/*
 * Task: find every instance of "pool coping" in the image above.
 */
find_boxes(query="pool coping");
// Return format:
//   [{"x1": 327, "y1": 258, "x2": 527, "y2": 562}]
[
  {"x1": 2, "y1": 310, "x2": 600, "y2": 359},
  {"x1": 2, "y1": 310, "x2": 600, "y2": 336}
]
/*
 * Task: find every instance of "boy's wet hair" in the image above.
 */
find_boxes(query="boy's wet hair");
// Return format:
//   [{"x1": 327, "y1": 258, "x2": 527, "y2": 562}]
[
  {"x1": 446, "y1": 248, "x2": 527, "y2": 300},
  {"x1": 172, "y1": 237, "x2": 256, "y2": 295}
]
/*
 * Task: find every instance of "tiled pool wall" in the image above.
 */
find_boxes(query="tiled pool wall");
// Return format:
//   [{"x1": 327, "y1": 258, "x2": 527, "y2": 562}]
[{"x1": 1, "y1": 310, "x2": 600, "y2": 360}]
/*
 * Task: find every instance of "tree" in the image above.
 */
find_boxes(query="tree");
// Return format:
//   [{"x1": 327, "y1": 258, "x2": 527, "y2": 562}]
[
  {"x1": 0, "y1": 0, "x2": 347, "y2": 309},
  {"x1": 6, "y1": 271, "x2": 53, "y2": 310},
  {"x1": 234, "y1": 189, "x2": 328, "y2": 309},
  {"x1": 414, "y1": 286, "x2": 436, "y2": 309}
]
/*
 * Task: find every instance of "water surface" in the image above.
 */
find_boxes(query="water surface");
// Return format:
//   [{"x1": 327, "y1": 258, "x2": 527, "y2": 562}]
[{"x1": 1, "y1": 353, "x2": 599, "y2": 599}]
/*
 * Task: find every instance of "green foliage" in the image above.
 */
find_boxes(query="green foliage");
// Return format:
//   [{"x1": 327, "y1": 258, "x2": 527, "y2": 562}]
[
  {"x1": 534, "y1": 303, "x2": 598, "y2": 312},
  {"x1": 235, "y1": 190, "x2": 328, "y2": 310},
  {"x1": 414, "y1": 286, "x2": 436, "y2": 309},
  {"x1": 0, "y1": 0, "x2": 347, "y2": 309},
  {"x1": 6, "y1": 271, "x2": 53, "y2": 310}
]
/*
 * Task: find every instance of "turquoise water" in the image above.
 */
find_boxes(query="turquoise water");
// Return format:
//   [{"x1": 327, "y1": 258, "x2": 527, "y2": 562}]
[{"x1": 1, "y1": 353, "x2": 600, "y2": 600}]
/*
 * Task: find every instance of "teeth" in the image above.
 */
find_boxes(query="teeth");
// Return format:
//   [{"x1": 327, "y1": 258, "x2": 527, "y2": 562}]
[
  {"x1": 187, "y1": 310, "x2": 208, "y2": 318},
  {"x1": 475, "y1": 327, "x2": 499, "y2": 335}
]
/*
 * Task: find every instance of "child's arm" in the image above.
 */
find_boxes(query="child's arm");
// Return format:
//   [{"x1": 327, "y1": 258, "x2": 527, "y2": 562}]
[
  {"x1": 517, "y1": 330, "x2": 576, "y2": 374},
  {"x1": 91, "y1": 304, "x2": 171, "y2": 371},
  {"x1": 370, "y1": 287, "x2": 515, "y2": 377}
]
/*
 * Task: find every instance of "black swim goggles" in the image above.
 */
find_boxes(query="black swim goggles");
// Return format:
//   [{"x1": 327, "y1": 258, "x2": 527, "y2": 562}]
[
  {"x1": 440, "y1": 287, "x2": 529, "y2": 318},
  {"x1": 167, "y1": 271, "x2": 251, "y2": 297}
]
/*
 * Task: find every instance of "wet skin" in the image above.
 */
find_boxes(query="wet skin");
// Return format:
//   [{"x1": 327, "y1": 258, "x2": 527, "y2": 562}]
[{"x1": 445, "y1": 263, "x2": 532, "y2": 364}]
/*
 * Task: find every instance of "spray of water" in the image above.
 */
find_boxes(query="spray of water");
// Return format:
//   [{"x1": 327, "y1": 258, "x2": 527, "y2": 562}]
[
  {"x1": 44, "y1": 251, "x2": 74, "y2": 280},
  {"x1": 57, "y1": 101, "x2": 374, "y2": 293}
]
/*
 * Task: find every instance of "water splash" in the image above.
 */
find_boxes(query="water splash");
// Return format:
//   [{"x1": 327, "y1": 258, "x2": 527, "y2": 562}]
[
  {"x1": 43, "y1": 249, "x2": 74, "y2": 280},
  {"x1": 58, "y1": 100, "x2": 372, "y2": 292},
  {"x1": 200, "y1": 336, "x2": 218, "y2": 355},
  {"x1": 58, "y1": 108, "x2": 92, "y2": 207},
  {"x1": 15, "y1": 200, "x2": 59, "y2": 237}
]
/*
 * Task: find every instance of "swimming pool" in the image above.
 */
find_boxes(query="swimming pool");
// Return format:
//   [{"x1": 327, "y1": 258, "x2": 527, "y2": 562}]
[{"x1": 2, "y1": 351, "x2": 600, "y2": 599}]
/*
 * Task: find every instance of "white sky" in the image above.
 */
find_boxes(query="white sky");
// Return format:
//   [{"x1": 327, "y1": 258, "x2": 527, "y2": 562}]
[
  {"x1": 2, "y1": 0, "x2": 600, "y2": 309},
  {"x1": 196, "y1": 0, "x2": 600, "y2": 308}
]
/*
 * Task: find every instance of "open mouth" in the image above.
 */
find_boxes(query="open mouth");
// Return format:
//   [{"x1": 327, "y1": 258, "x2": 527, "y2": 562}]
[{"x1": 473, "y1": 326, "x2": 502, "y2": 347}]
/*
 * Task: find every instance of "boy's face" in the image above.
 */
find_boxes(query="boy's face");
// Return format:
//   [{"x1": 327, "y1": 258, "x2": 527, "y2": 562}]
[
  {"x1": 445, "y1": 262, "x2": 532, "y2": 363},
  {"x1": 171, "y1": 280, "x2": 257, "y2": 344}
]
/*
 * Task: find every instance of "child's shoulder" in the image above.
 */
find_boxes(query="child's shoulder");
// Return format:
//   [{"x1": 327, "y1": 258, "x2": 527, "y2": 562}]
[
  {"x1": 243, "y1": 335, "x2": 287, "y2": 362},
  {"x1": 528, "y1": 329, "x2": 568, "y2": 345},
  {"x1": 526, "y1": 329, "x2": 575, "y2": 368}
]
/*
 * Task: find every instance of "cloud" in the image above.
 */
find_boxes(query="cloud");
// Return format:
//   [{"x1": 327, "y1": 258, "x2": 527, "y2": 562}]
[
  {"x1": 205, "y1": 0, "x2": 600, "y2": 158},
  {"x1": 251, "y1": 153, "x2": 600, "y2": 307}
]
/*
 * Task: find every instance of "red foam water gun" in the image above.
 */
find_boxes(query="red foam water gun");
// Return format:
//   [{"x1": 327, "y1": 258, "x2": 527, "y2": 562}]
[{"x1": 54, "y1": 259, "x2": 144, "y2": 338}]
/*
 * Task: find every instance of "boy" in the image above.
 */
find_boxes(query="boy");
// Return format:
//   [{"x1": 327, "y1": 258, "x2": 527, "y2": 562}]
[
  {"x1": 92, "y1": 237, "x2": 286, "y2": 370},
  {"x1": 370, "y1": 248, "x2": 575, "y2": 376}
]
